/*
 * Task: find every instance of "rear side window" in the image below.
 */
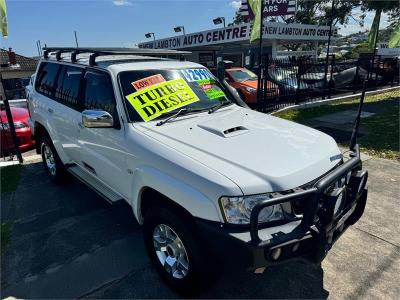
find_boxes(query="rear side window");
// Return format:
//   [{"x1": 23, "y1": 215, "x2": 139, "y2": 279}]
[
  {"x1": 35, "y1": 62, "x2": 60, "y2": 97},
  {"x1": 82, "y1": 70, "x2": 116, "y2": 115},
  {"x1": 54, "y1": 65, "x2": 83, "y2": 110}
]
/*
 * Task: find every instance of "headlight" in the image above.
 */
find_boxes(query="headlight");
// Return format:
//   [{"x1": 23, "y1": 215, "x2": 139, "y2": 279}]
[
  {"x1": 0, "y1": 122, "x2": 27, "y2": 130},
  {"x1": 220, "y1": 194, "x2": 285, "y2": 224},
  {"x1": 245, "y1": 87, "x2": 257, "y2": 93},
  {"x1": 13, "y1": 122, "x2": 28, "y2": 129}
]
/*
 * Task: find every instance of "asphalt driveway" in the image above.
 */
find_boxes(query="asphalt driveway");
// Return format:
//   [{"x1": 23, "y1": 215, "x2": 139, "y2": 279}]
[{"x1": 1, "y1": 154, "x2": 399, "y2": 299}]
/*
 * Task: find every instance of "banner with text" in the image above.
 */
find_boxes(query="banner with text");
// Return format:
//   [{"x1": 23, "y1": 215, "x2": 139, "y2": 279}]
[
  {"x1": 138, "y1": 22, "x2": 333, "y2": 50},
  {"x1": 240, "y1": 0, "x2": 297, "y2": 18}
]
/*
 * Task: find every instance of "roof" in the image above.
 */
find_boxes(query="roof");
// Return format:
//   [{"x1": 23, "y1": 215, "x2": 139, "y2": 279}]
[
  {"x1": 0, "y1": 49, "x2": 38, "y2": 71},
  {"x1": 46, "y1": 53, "x2": 169, "y2": 65},
  {"x1": 41, "y1": 53, "x2": 203, "y2": 73},
  {"x1": 107, "y1": 60, "x2": 203, "y2": 74}
]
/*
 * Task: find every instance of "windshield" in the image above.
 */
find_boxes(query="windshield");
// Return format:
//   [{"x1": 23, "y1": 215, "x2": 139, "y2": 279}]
[
  {"x1": 227, "y1": 69, "x2": 257, "y2": 82},
  {"x1": 119, "y1": 68, "x2": 235, "y2": 122}
]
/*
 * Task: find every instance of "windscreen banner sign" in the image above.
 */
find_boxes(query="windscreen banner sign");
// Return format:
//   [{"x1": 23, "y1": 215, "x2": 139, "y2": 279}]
[
  {"x1": 240, "y1": 0, "x2": 297, "y2": 18},
  {"x1": 125, "y1": 78, "x2": 199, "y2": 122}
]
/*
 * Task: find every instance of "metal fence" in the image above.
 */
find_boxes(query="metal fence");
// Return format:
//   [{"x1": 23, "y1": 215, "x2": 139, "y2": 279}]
[{"x1": 255, "y1": 54, "x2": 400, "y2": 112}]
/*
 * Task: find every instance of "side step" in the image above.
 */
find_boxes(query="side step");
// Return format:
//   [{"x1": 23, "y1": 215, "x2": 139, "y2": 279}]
[{"x1": 67, "y1": 165, "x2": 124, "y2": 204}]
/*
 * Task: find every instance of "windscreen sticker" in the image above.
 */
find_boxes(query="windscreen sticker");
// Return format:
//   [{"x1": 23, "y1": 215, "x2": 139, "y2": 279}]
[
  {"x1": 125, "y1": 78, "x2": 200, "y2": 122},
  {"x1": 181, "y1": 68, "x2": 213, "y2": 82},
  {"x1": 131, "y1": 74, "x2": 166, "y2": 91},
  {"x1": 204, "y1": 88, "x2": 225, "y2": 100},
  {"x1": 197, "y1": 79, "x2": 226, "y2": 100}
]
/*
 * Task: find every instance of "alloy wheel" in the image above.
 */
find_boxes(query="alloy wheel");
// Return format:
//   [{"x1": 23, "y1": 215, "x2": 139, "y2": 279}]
[
  {"x1": 42, "y1": 142, "x2": 56, "y2": 176},
  {"x1": 153, "y1": 223, "x2": 190, "y2": 279}
]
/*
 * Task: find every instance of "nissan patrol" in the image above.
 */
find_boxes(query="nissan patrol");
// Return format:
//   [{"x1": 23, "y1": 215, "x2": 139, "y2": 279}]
[{"x1": 27, "y1": 47, "x2": 368, "y2": 292}]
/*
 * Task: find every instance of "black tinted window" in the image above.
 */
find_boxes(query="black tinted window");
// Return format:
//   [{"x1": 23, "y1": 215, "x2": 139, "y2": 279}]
[
  {"x1": 83, "y1": 71, "x2": 116, "y2": 114},
  {"x1": 54, "y1": 65, "x2": 83, "y2": 109},
  {"x1": 35, "y1": 62, "x2": 60, "y2": 97}
]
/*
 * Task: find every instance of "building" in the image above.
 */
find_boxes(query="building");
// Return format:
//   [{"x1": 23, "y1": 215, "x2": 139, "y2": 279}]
[
  {"x1": 138, "y1": 22, "x2": 333, "y2": 68},
  {"x1": 0, "y1": 48, "x2": 38, "y2": 101}
]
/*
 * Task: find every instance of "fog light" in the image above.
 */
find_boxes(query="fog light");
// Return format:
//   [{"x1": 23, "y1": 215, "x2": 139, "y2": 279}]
[
  {"x1": 292, "y1": 242, "x2": 300, "y2": 252},
  {"x1": 270, "y1": 248, "x2": 282, "y2": 260}
]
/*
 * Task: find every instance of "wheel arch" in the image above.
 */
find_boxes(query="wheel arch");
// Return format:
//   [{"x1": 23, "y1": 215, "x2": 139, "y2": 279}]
[
  {"x1": 139, "y1": 187, "x2": 194, "y2": 224},
  {"x1": 33, "y1": 121, "x2": 49, "y2": 154},
  {"x1": 131, "y1": 166, "x2": 222, "y2": 225}
]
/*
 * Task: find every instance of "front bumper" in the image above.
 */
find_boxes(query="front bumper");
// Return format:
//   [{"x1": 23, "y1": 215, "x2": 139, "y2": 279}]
[{"x1": 196, "y1": 145, "x2": 368, "y2": 269}]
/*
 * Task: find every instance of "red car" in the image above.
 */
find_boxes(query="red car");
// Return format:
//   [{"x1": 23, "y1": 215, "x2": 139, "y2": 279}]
[{"x1": 0, "y1": 106, "x2": 35, "y2": 153}]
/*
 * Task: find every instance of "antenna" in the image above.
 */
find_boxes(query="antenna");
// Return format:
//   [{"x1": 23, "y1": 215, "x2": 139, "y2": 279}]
[
  {"x1": 349, "y1": 80, "x2": 367, "y2": 151},
  {"x1": 74, "y1": 31, "x2": 79, "y2": 48}
]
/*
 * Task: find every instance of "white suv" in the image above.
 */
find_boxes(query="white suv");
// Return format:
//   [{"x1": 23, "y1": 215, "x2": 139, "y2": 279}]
[{"x1": 27, "y1": 47, "x2": 368, "y2": 292}]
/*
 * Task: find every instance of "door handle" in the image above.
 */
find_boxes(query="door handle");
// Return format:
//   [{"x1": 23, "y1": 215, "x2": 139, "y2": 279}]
[{"x1": 48, "y1": 108, "x2": 54, "y2": 113}]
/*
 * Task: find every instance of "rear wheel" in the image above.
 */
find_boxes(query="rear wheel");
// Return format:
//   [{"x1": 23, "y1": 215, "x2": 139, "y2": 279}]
[
  {"x1": 40, "y1": 135, "x2": 67, "y2": 183},
  {"x1": 143, "y1": 205, "x2": 208, "y2": 294}
]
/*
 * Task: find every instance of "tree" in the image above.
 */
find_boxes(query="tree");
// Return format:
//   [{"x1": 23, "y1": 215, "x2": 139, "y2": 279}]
[
  {"x1": 279, "y1": 0, "x2": 362, "y2": 51},
  {"x1": 229, "y1": 0, "x2": 363, "y2": 50},
  {"x1": 361, "y1": 0, "x2": 399, "y2": 49}
]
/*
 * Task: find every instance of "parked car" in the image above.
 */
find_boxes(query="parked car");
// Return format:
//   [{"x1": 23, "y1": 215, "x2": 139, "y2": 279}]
[
  {"x1": 267, "y1": 71, "x2": 312, "y2": 95},
  {"x1": 0, "y1": 106, "x2": 35, "y2": 153},
  {"x1": 27, "y1": 48, "x2": 368, "y2": 293},
  {"x1": 224, "y1": 67, "x2": 279, "y2": 105}
]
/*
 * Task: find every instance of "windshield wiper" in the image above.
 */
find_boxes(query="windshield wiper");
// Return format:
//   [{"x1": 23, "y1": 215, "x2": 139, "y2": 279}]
[
  {"x1": 155, "y1": 107, "x2": 208, "y2": 126},
  {"x1": 208, "y1": 100, "x2": 232, "y2": 114},
  {"x1": 156, "y1": 108, "x2": 189, "y2": 126}
]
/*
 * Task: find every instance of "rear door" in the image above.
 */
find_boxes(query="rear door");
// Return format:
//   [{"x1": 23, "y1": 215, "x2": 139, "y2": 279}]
[
  {"x1": 51, "y1": 64, "x2": 84, "y2": 164},
  {"x1": 78, "y1": 68, "x2": 129, "y2": 197},
  {"x1": 33, "y1": 62, "x2": 82, "y2": 163}
]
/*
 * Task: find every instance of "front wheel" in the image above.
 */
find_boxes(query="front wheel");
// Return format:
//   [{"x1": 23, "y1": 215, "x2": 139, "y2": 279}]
[
  {"x1": 40, "y1": 135, "x2": 67, "y2": 183},
  {"x1": 143, "y1": 206, "x2": 208, "y2": 294}
]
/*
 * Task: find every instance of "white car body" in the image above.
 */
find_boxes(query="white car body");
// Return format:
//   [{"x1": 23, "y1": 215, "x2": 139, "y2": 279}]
[
  {"x1": 27, "y1": 56, "x2": 342, "y2": 224},
  {"x1": 26, "y1": 50, "x2": 371, "y2": 290}
]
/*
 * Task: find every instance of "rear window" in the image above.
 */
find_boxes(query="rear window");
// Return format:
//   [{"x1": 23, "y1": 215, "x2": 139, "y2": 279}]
[
  {"x1": 119, "y1": 68, "x2": 234, "y2": 122},
  {"x1": 54, "y1": 65, "x2": 83, "y2": 110},
  {"x1": 35, "y1": 62, "x2": 60, "y2": 97}
]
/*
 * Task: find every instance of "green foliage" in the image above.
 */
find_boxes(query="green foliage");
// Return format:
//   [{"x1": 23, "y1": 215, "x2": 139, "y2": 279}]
[
  {"x1": 342, "y1": 42, "x2": 370, "y2": 59},
  {"x1": 359, "y1": 104, "x2": 399, "y2": 160},
  {"x1": 389, "y1": 24, "x2": 400, "y2": 48},
  {"x1": 274, "y1": 89, "x2": 400, "y2": 160}
]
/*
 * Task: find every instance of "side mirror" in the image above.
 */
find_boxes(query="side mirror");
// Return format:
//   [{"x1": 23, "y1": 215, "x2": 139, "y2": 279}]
[{"x1": 82, "y1": 110, "x2": 114, "y2": 128}]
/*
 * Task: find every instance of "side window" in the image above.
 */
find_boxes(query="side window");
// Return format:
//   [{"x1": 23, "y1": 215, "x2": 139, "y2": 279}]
[
  {"x1": 35, "y1": 62, "x2": 60, "y2": 97},
  {"x1": 54, "y1": 65, "x2": 84, "y2": 110},
  {"x1": 83, "y1": 70, "x2": 116, "y2": 115}
]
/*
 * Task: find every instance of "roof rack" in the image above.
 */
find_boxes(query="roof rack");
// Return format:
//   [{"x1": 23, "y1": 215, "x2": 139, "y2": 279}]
[{"x1": 42, "y1": 47, "x2": 191, "y2": 66}]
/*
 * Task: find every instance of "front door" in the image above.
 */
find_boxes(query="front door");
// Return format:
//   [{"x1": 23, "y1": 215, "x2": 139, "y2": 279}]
[{"x1": 78, "y1": 69, "x2": 129, "y2": 198}]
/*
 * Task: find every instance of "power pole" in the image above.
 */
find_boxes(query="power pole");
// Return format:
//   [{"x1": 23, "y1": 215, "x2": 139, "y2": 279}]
[
  {"x1": 256, "y1": 0, "x2": 265, "y2": 110},
  {"x1": 323, "y1": 0, "x2": 335, "y2": 95}
]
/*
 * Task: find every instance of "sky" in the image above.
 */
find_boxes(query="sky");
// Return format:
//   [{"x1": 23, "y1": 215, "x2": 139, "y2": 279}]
[{"x1": 0, "y1": 0, "x2": 392, "y2": 57}]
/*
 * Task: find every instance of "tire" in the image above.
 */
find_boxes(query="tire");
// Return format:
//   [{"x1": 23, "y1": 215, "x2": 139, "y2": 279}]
[
  {"x1": 143, "y1": 205, "x2": 208, "y2": 294},
  {"x1": 40, "y1": 135, "x2": 67, "y2": 183}
]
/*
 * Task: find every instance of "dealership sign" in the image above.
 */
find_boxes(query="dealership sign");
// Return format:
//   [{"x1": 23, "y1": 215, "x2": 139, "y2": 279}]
[
  {"x1": 138, "y1": 22, "x2": 333, "y2": 49},
  {"x1": 240, "y1": 0, "x2": 297, "y2": 18}
]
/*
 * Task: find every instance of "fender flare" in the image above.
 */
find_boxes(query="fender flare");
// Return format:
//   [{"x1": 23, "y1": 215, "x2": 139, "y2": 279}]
[
  {"x1": 33, "y1": 118, "x2": 68, "y2": 163},
  {"x1": 130, "y1": 165, "x2": 222, "y2": 224}
]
